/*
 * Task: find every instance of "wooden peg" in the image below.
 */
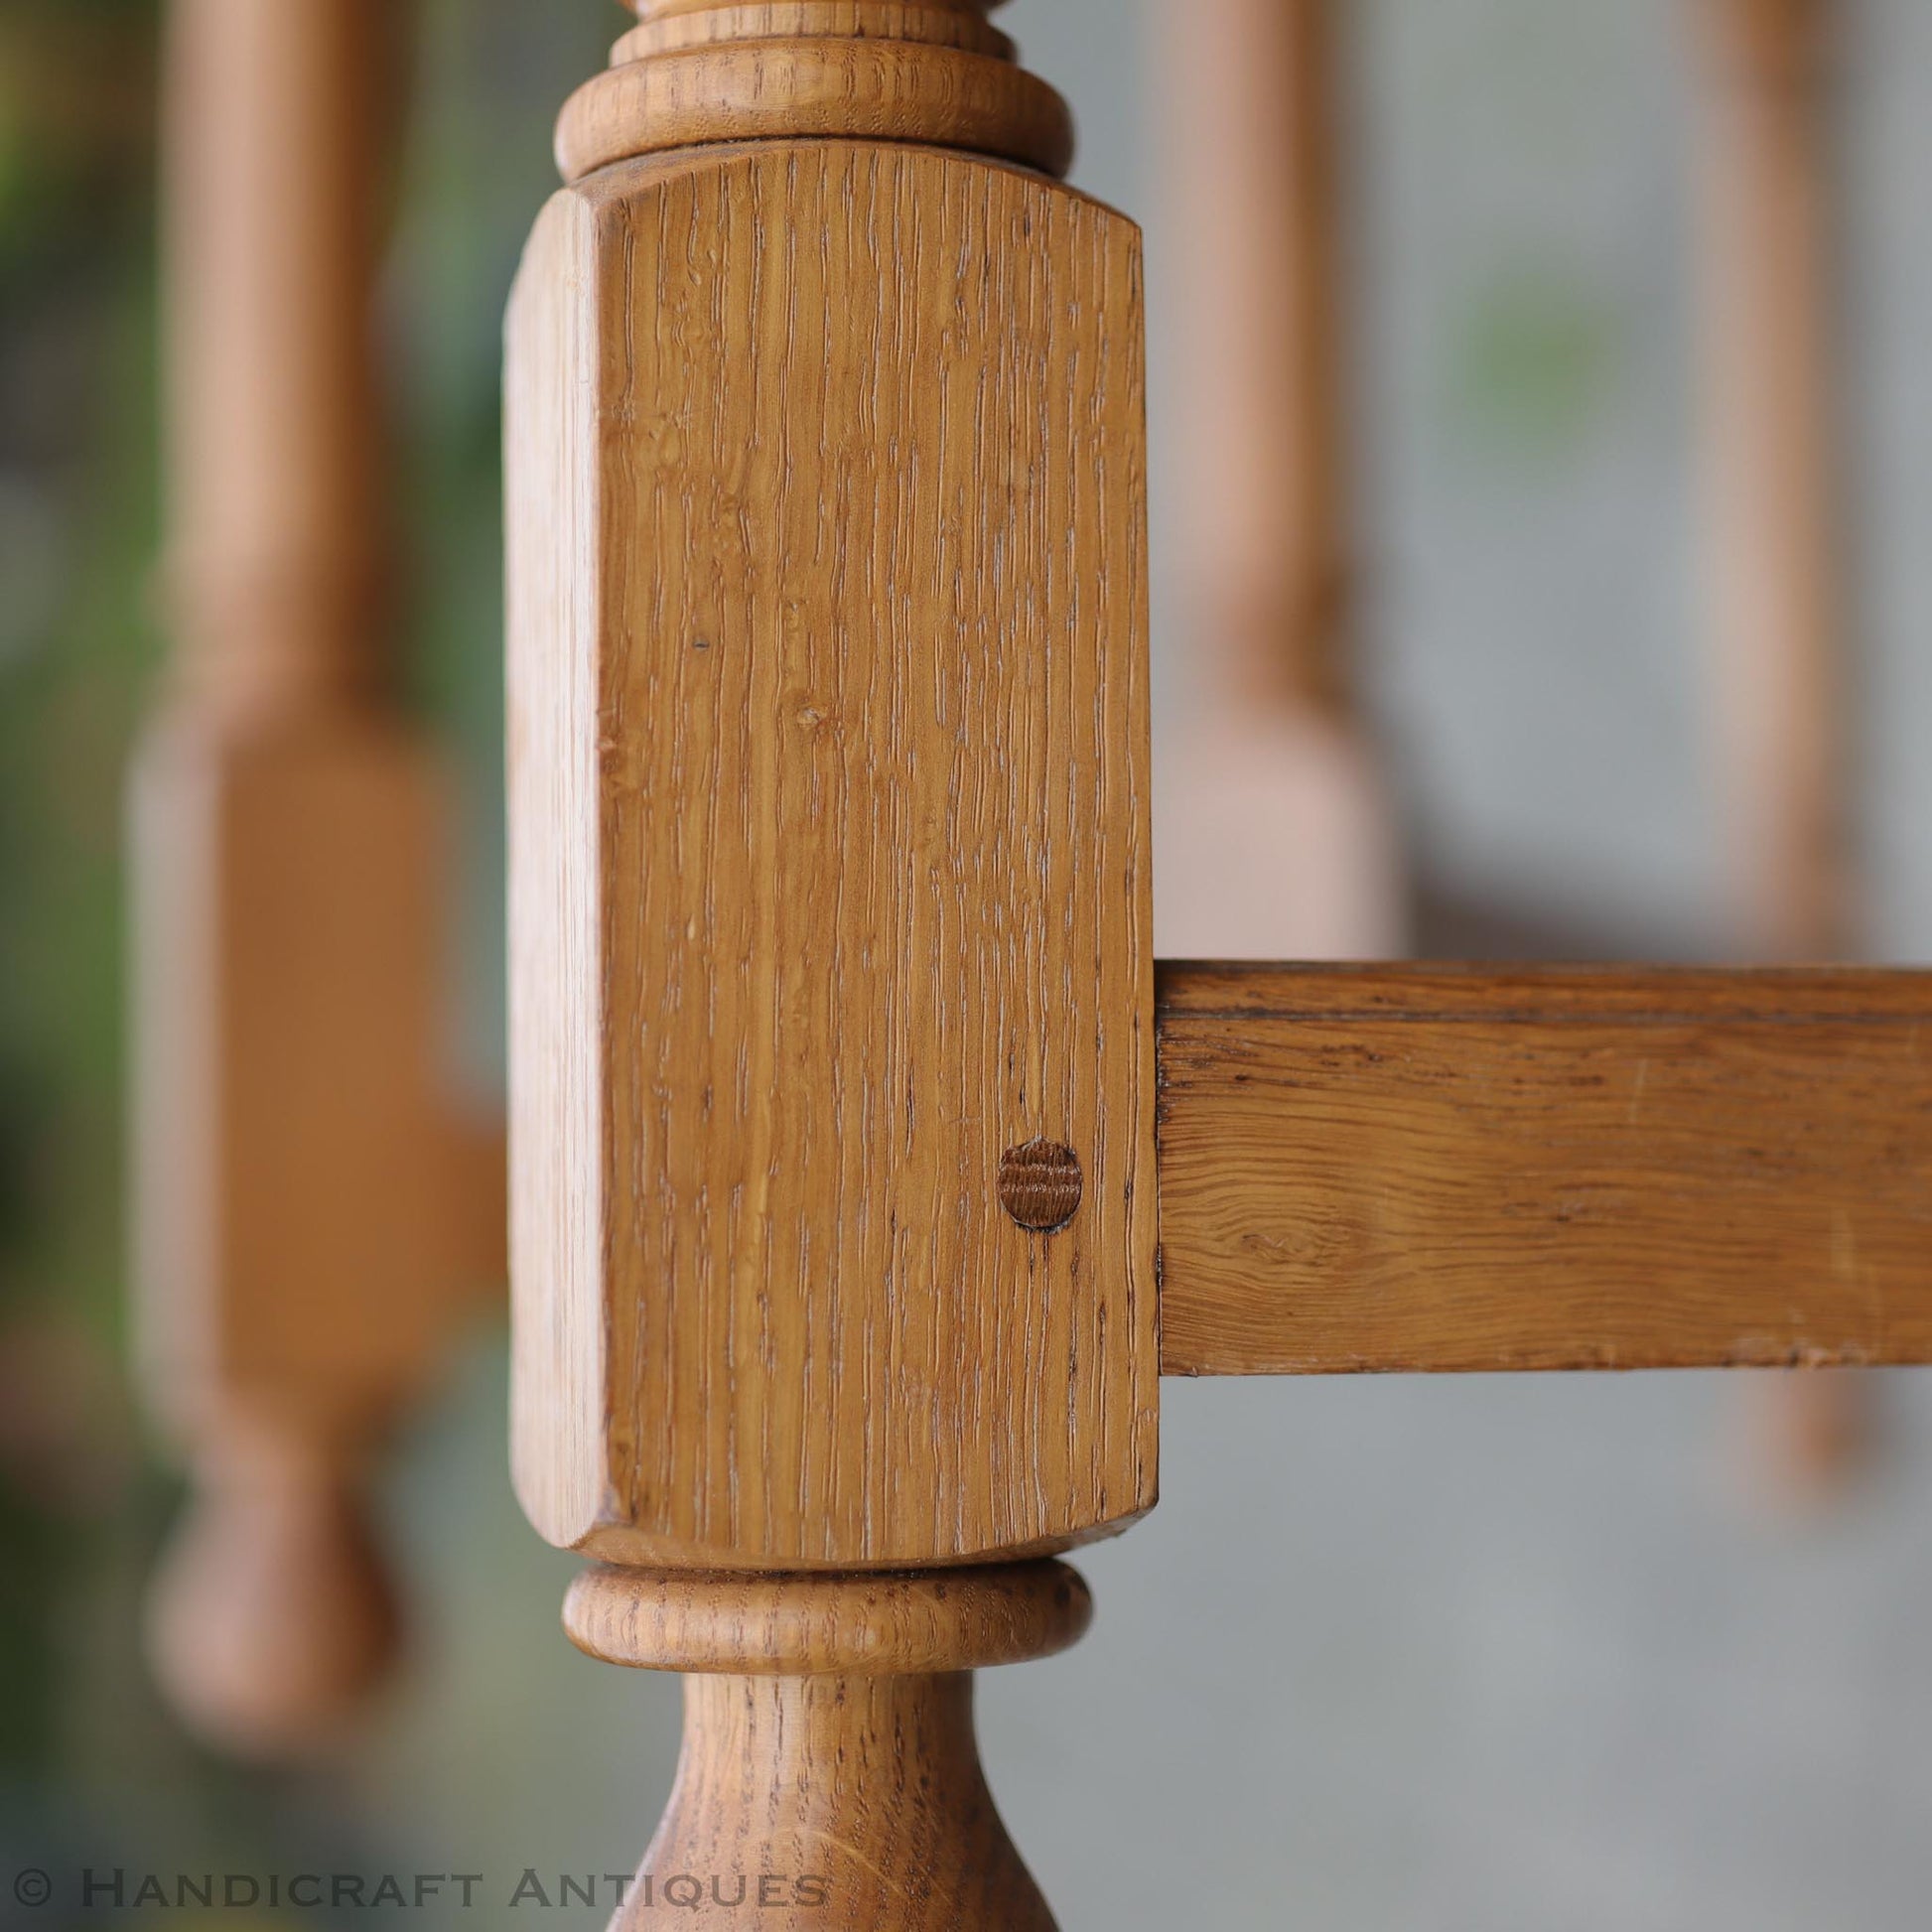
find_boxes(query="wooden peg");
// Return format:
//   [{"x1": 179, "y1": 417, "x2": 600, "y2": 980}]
[
  {"x1": 132, "y1": 0, "x2": 505, "y2": 1757},
  {"x1": 1155, "y1": 0, "x2": 1406, "y2": 961},
  {"x1": 506, "y1": 6, "x2": 1153, "y2": 1920},
  {"x1": 1695, "y1": 0, "x2": 1869, "y2": 1498}
]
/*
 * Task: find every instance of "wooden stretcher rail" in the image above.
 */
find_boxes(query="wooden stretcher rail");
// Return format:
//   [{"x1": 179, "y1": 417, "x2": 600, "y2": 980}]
[{"x1": 1156, "y1": 964, "x2": 1932, "y2": 1376}]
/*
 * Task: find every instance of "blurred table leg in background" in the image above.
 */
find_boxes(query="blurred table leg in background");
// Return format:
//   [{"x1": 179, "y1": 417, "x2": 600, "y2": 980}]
[
  {"x1": 130, "y1": 0, "x2": 502, "y2": 1759},
  {"x1": 1154, "y1": 0, "x2": 1407, "y2": 963},
  {"x1": 1697, "y1": 0, "x2": 1872, "y2": 1506}
]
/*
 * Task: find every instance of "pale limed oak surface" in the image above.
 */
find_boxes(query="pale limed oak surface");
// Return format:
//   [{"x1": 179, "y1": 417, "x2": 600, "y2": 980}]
[{"x1": 1158, "y1": 965, "x2": 1932, "y2": 1377}]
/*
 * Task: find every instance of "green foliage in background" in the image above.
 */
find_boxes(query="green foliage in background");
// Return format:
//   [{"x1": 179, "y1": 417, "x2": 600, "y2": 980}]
[
  {"x1": 0, "y1": 11, "x2": 615, "y2": 1916},
  {"x1": 0, "y1": 0, "x2": 160, "y2": 1776},
  {"x1": 1449, "y1": 260, "x2": 1621, "y2": 463}
]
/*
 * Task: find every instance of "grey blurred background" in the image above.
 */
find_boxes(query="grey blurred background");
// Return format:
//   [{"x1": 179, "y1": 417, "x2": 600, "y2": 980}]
[{"x1": 5, "y1": 1, "x2": 1932, "y2": 1927}]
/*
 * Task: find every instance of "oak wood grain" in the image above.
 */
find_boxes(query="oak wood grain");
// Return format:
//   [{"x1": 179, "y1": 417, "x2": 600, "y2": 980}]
[
  {"x1": 630, "y1": 1676, "x2": 1055, "y2": 1929},
  {"x1": 1158, "y1": 964, "x2": 1932, "y2": 1376},
  {"x1": 506, "y1": 89, "x2": 1158, "y2": 1571},
  {"x1": 564, "y1": 1561, "x2": 1091, "y2": 1678},
  {"x1": 557, "y1": 0, "x2": 1073, "y2": 184},
  {"x1": 563, "y1": 1564, "x2": 1088, "y2": 1930},
  {"x1": 506, "y1": 21, "x2": 1130, "y2": 1922}
]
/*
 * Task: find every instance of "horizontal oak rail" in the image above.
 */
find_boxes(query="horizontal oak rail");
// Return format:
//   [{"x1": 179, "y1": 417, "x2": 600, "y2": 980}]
[{"x1": 1157, "y1": 964, "x2": 1932, "y2": 1376}]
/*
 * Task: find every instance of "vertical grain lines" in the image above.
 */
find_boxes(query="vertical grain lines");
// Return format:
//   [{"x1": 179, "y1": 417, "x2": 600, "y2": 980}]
[{"x1": 508, "y1": 143, "x2": 1156, "y2": 1571}]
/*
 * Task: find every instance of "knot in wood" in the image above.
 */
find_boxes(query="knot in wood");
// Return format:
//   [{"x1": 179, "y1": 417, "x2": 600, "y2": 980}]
[
  {"x1": 555, "y1": 0, "x2": 1074, "y2": 185},
  {"x1": 998, "y1": 1140, "x2": 1083, "y2": 1233}
]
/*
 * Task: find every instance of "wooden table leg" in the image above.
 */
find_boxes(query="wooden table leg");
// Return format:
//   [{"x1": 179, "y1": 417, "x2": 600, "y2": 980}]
[
  {"x1": 566, "y1": 1566, "x2": 1090, "y2": 1927},
  {"x1": 134, "y1": 0, "x2": 503, "y2": 1756},
  {"x1": 1696, "y1": 0, "x2": 1870, "y2": 1500},
  {"x1": 1155, "y1": 0, "x2": 1406, "y2": 961},
  {"x1": 506, "y1": 8, "x2": 1157, "y2": 1919}
]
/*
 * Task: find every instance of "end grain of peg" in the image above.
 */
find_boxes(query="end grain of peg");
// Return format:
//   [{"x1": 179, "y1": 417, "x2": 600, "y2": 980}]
[{"x1": 999, "y1": 1141, "x2": 1083, "y2": 1233}]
